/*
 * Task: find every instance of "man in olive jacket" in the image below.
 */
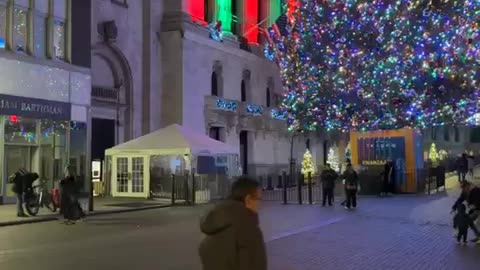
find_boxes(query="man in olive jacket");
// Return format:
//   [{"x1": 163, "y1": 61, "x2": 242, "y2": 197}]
[{"x1": 199, "y1": 177, "x2": 267, "y2": 270}]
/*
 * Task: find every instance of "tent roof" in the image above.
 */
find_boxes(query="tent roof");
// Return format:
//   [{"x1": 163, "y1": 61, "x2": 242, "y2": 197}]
[{"x1": 105, "y1": 124, "x2": 238, "y2": 156}]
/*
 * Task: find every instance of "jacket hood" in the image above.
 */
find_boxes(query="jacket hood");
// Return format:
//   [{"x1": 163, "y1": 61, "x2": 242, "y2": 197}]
[{"x1": 200, "y1": 200, "x2": 251, "y2": 235}]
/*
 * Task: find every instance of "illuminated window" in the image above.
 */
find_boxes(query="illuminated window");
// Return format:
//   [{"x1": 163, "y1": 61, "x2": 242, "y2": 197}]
[
  {"x1": 34, "y1": 15, "x2": 47, "y2": 57},
  {"x1": 0, "y1": 5, "x2": 5, "y2": 48},
  {"x1": 53, "y1": 20, "x2": 65, "y2": 59},
  {"x1": 13, "y1": 8, "x2": 28, "y2": 52}
]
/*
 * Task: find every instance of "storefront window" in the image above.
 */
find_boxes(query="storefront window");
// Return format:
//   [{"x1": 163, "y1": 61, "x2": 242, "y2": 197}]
[
  {"x1": 13, "y1": 8, "x2": 27, "y2": 52},
  {"x1": 5, "y1": 116, "x2": 37, "y2": 144},
  {"x1": 0, "y1": 5, "x2": 6, "y2": 48},
  {"x1": 34, "y1": 15, "x2": 47, "y2": 57},
  {"x1": 53, "y1": 20, "x2": 65, "y2": 59},
  {"x1": 39, "y1": 120, "x2": 68, "y2": 188},
  {"x1": 70, "y1": 122, "x2": 87, "y2": 192}
]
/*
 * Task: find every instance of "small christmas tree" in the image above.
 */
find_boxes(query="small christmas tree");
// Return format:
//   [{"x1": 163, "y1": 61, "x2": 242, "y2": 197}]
[
  {"x1": 327, "y1": 146, "x2": 340, "y2": 172},
  {"x1": 301, "y1": 149, "x2": 314, "y2": 179},
  {"x1": 429, "y1": 143, "x2": 439, "y2": 166}
]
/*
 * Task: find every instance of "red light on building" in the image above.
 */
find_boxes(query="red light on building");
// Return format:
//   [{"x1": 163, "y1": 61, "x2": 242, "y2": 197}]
[{"x1": 9, "y1": 115, "x2": 18, "y2": 123}]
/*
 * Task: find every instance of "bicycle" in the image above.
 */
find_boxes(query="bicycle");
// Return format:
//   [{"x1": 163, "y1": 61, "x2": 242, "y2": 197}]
[{"x1": 25, "y1": 179, "x2": 59, "y2": 216}]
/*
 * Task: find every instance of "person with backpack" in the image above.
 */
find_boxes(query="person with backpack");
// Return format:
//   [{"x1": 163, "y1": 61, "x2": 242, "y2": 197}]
[{"x1": 8, "y1": 168, "x2": 29, "y2": 217}]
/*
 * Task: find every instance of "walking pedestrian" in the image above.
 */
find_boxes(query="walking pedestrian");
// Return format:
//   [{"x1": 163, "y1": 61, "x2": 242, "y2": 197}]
[
  {"x1": 199, "y1": 177, "x2": 267, "y2": 270},
  {"x1": 342, "y1": 164, "x2": 359, "y2": 209},
  {"x1": 452, "y1": 181, "x2": 480, "y2": 244},
  {"x1": 467, "y1": 154, "x2": 475, "y2": 179},
  {"x1": 456, "y1": 154, "x2": 468, "y2": 182},
  {"x1": 8, "y1": 168, "x2": 29, "y2": 217},
  {"x1": 321, "y1": 163, "x2": 338, "y2": 206},
  {"x1": 453, "y1": 204, "x2": 472, "y2": 245},
  {"x1": 60, "y1": 166, "x2": 85, "y2": 224}
]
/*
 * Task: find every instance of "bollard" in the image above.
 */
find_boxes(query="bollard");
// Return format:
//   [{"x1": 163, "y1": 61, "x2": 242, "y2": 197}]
[
  {"x1": 298, "y1": 172, "x2": 303, "y2": 205},
  {"x1": 171, "y1": 174, "x2": 176, "y2": 205},
  {"x1": 308, "y1": 172, "x2": 313, "y2": 204},
  {"x1": 192, "y1": 171, "x2": 196, "y2": 205}
]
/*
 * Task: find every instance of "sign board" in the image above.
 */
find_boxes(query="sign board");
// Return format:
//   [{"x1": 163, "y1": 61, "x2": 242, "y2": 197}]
[{"x1": 0, "y1": 94, "x2": 71, "y2": 120}]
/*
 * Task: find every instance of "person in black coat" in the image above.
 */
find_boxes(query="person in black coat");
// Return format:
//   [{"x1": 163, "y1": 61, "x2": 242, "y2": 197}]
[
  {"x1": 9, "y1": 168, "x2": 29, "y2": 217},
  {"x1": 199, "y1": 177, "x2": 266, "y2": 270},
  {"x1": 454, "y1": 204, "x2": 473, "y2": 245},
  {"x1": 321, "y1": 163, "x2": 338, "y2": 206},
  {"x1": 452, "y1": 181, "x2": 480, "y2": 244},
  {"x1": 456, "y1": 154, "x2": 468, "y2": 182},
  {"x1": 342, "y1": 164, "x2": 359, "y2": 209},
  {"x1": 60, "y1": 166, "x2": 85, "y2": 224}
]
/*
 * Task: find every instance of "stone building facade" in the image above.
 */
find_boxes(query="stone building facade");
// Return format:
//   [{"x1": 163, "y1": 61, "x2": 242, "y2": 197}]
[{"x1": 91, "y1": 0, "x2": 327, "y2": 179}]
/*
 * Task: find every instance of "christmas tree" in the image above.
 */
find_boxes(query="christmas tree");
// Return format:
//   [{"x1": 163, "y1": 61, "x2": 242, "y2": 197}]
[
  {"x1": 429, "y1": 143, "x2": 439, "y2": 166},
  {"x1": 327, "y1": 146, "x2": 340, "y2": 172},
  {"x1": 301, "y1": 149, "x2": 314, "y2": 178},
  {"x1": 266, "y1": 0, "x2": 480, "y2": 132}
]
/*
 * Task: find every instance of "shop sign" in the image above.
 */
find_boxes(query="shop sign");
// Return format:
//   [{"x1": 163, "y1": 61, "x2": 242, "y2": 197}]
[{"x1": 0, "y1": 94, "x2": 71, "y2": 120}]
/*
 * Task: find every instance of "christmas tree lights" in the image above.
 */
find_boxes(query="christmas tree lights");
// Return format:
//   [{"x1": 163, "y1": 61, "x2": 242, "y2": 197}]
[
  {"x1": 267, "y1": 0, "x2": 480, "y2": 132},
  {"x1": 301, "y1": 149, "x2": 315, "y2": 177},
  {"x1": 429, "y1": 142, "x2": 439, "y2": 165}
]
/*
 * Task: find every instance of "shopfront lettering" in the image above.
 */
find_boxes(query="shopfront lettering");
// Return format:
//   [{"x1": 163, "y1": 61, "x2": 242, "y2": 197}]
[{"x1": 0, "y1": 94, "x2": 71, "y2": 120}]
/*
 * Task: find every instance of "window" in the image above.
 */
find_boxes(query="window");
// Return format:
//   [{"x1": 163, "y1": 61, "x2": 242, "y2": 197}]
[
  {"x1": 0, "y1": 5, "x2": 6, "y2": 48},
  {"x1": 231, "y1": 0, "x2": 238, "y2": 35},
  {"x1": 34, "y1": 15, "x2": 47, "y2": 57},
  {"x1": 209, "y1": 127, "x2": 223, "y2": 142},
  {"x1": 204, "y1": 0, "x2": 214, "y2": 23},
  {"x1": 266, "y1": 87, "x2": 271, "y2": 107},
  {"x1": 211, "y1": 71, "x2": 218, "y2": 96},
  {"x1": 454, "y1": 127, "x2": 460, "y2": 142},
  {"x1": 241, "y1": 80, "x2": 246, "y2": 102},
  {"x1": 443, "y1": 127, "x2": 450, "y2": 141},
  {"x1": 306, "y1": 139, "x2": 311, "y2": 150},
  {"x1": 53, "y1": 20, "x2": 65, "y2": 59},
  {"x1": 431, "y1": 127, "x2": 437, "y2": 140},
  {"x1": 13, "y1": 8, "x2": 28, "y2": 52}
]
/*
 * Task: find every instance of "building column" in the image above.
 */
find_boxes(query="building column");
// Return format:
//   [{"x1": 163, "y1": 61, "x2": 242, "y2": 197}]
[
  {"x1": 269, "y1": 0, "x2": 282, "y2": 25},
  {"x1": 242, "y1": 0, "x2": 258, "y2": 43},
  {"x1": 183, "y1": 0, "x2": 204, "y2": 23},
  {"x1": 216, "y1": 0, "x2": 232, "y2": 34}
]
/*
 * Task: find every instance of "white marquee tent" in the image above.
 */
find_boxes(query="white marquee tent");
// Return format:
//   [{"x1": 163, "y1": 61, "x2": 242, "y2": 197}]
[{"x1": 105, "y1": 124, "x2": 239, "y2": 198}]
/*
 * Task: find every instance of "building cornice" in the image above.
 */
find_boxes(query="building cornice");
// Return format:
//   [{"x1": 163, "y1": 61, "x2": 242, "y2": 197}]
[{"x1": 0, "y1": 50, "x2": 91, "y2": 75}]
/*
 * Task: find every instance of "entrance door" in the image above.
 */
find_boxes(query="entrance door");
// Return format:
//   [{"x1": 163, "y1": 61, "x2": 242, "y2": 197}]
[
  {"x1": 4, "y1": 146, "x2": 34, "y2": 203},
  {"x1": 112, "y1": 156, "x2": 149, "y2": 198}
]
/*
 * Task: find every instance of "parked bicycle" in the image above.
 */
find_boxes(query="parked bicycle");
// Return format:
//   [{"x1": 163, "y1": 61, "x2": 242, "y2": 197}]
[{"x1": 24, "y1": 179, "x2": 59, "y2": 216}]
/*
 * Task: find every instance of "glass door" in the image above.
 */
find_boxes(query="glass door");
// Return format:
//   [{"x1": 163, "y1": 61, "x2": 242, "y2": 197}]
[{"x1": 112, "y1": 156, "x2": 149, "y2": 198}]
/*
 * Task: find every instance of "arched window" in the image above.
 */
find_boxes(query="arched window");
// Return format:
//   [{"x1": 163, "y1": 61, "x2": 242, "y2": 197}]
[
  {"x1": 266, "y1": 87, "x2": 271, "y2": 107},
  {"x1": 211, "y1": 71, "x2": 218, "y2": 96},
  {"x1": 241, "y1": 80, "x2": 246, "y2": 102}
]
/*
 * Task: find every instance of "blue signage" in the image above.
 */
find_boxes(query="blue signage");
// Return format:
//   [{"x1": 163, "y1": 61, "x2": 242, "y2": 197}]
[
  {"x1": 357, "y1": 136, "x2": 406, "y2": 186},
  {"x1": 216, "y1": 98, "x2": 237, "y2": 112},
  {"x1": 271, "y1": 109, "x2": 287, "y2": 120},
  {"x1": 246, "y1": 104, "x2": 263, "y2": 116}
]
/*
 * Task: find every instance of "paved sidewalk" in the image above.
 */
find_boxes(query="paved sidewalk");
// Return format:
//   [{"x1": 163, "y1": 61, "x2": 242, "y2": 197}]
[{"x1": 0, "y1": 197, "x2": 169, "y2": 226}]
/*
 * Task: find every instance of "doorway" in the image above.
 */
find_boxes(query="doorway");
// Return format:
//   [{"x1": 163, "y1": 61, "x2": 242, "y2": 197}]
[
  {"x1": 240, "y1": 131, "x2": 248, "y2": 175},
  {"x1": 111, "y1": 155, "x2": 150, "y2": 198},
  {"x1": 4, "y1": 146, "x2": 38, "y2": 202},
  {"x1": 92, "y1": 118, "x2": 116, "y2": 160}
]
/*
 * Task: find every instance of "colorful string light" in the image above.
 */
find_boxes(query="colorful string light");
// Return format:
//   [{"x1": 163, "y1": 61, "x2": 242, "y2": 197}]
[{"x1": 266, "y1": 0, "x2": 480, "y2": 132}]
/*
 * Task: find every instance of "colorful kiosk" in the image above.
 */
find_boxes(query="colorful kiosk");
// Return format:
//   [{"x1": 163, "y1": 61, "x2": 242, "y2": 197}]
[{"x1": 350, "y1": 128, "x2": 424, "y2": 193}]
